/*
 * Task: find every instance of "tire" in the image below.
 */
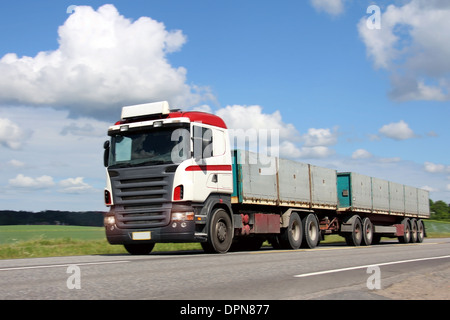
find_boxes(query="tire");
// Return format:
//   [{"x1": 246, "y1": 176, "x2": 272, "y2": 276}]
[
  {"x1": 124, "y1": 243, "x2": 155, "y2": 255},
  {"x1": 301, "y1": 214, "x2": 319, "y2": 249},
  {"x1": 202, "y1": 208, "x2": 233, "y2": 253},
  {"x1": 416, "y1": 219, "x2": 425, "y2": 243},
  {"x1": 398, "y1": 218, "x2": 411, "y2": 243},
  {"x1": 410, "y1": 219, "x2": 418, "y2": 243},
  {"x1": 361, "y1": 217, "x2": 373, "y2": 246},
  {"x1": 345, "y1": 215, "x2": 362, "y2": 246},
  {"x1": 278, "y1": 212, "x2": 303, "y2": 249}
]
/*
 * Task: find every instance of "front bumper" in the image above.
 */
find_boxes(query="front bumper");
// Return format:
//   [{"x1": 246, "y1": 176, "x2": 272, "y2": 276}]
[
  {"x1": 105, "y1": 220, "x2": 196, "y2": 244},
  {"x1": 104, "y1": 202, "x2": 200, "y2": 244}
]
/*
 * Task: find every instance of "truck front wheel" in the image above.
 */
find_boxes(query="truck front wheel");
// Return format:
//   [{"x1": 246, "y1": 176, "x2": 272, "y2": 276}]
[{"x1": 202, "y1": 208, "x2": 233, "y2": 253}]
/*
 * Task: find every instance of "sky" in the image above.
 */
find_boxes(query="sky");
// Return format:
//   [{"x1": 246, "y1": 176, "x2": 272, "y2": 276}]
[{"x1": 0, "y1": 0, "x2": 449, "y2": 211}]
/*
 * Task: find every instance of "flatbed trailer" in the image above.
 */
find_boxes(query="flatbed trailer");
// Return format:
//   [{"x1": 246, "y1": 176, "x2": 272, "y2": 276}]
[{"x1": 229, "y1": 150, "x2": 429, "y2": 250}]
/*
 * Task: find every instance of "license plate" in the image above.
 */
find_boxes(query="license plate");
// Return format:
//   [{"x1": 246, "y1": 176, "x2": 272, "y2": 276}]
[{"x1": 132, "y1": 231, "x2": 151, "y2": 240}]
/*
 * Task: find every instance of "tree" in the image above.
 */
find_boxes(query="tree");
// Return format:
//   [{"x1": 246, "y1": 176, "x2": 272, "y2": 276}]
[{"x1": 430, "y1": 200, "x2": 450, "y2": 220}]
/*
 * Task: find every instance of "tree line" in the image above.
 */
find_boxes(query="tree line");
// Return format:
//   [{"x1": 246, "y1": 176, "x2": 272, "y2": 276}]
[
  {"x1": 0, "y1": 210, "x2": 104, "y2": 227},
  {"x1": 430, "y1": 200, "x2": 450, "y2": 221},
  {"x1": 0, "y1": 200, "x2": 448, "y2": 226}
]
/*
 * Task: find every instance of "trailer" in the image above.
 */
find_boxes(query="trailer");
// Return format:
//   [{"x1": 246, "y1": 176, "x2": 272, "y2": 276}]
[{"x1": 103, "y1": 101, "x2": 430, "y2": 254}]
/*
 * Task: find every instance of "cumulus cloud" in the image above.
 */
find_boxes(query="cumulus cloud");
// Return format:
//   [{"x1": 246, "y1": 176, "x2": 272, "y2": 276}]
[
  {"x1": 58, "y1": 177, "x2": 94, "y2": 194},
  {"x1": 0, "y1": 4, "x2": 208, "y2": 119},
  {"x1": 310, "y1": 0, "x2": 346, "y2": 16},
  {"x1": 301, "y1": 128, "x2": 338, "y2": 147},
  {"x1": 424, "y1": 161, "x2": 450, "y2": 173},
  {"x1": 358, "y1": 0, "x2": 450, "y2": 101},
  {"x1": 378, "y1": 120, "x2": 417, "y2": 140},
  {"x1": 7, "y1": 159, "x2": 25, "y2": 167},
  {"x1": 9, "y1": 174, "x2": 55, "y2": 189},
  {"x1": 0, "y1": 118, "x2": 28, "y2": 149},
  {"x1": 216, "y1": 104, "x2": 337, "y2": 159},
  {"x1": 216, "y1": 105, "x2": 299, "y2": 140},
  {"x1": 352, "y1": 149, "x2": 373, "y2": 159}
]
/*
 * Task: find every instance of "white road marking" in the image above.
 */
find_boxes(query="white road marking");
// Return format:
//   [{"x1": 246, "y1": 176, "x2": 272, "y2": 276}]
[
  {"x1": 293, "y1": 255, "x2": 450, "y2": 278},
  {"x1": 0, "y1": 260, "x2": 130, "y2": 272}
]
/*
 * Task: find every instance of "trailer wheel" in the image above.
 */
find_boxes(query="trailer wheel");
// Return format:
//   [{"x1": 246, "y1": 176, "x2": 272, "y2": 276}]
[
  {"x1": 416, "y1": 219, "x2": 425, "y2": 243},
  {"x1": 361, "y1": 217, "x2": 373, "y2": 246},
  {"x1": 278, "y1": 212, "x2": 303, "y2": 249},
  {"x1": 202, "y1": 208, "x2": 233, "y2": 253},
  {"x1": 410, "y1": 219, "x2": 418, "y2": 243},
  {"x1": 398, "y1": 218, "x2": 411, "y2": 243},
  {"x1": 124, "y1": 243, "x2": 155, "y2": 255},
  {"x1": 301, "y1": 214, "x2": 319, "y2": 249},
  {"x1": 345, "y1": 215, "x2": 362, "y2": 246}
]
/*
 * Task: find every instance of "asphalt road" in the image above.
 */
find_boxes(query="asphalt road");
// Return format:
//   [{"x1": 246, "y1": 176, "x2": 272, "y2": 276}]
[{"x1": 0, "y1": 238, "x2": 449, "y2": 301}]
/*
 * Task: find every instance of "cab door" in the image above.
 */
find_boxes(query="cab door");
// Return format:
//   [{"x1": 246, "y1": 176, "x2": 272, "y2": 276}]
[{"x1": 190, "y1": 124, "x2": 232, "y2": 202}]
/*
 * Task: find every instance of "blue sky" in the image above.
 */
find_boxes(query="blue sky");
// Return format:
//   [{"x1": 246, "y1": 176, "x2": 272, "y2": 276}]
[{"x1": 0, "y1": 0, "x2": 449, "y2": 211}]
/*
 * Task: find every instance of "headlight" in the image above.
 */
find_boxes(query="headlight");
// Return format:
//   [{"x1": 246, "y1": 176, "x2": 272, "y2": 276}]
[
  {"x1": 171, "y1": 212, "x2": 194, "y2": 221},
  {"x1": 104, "y1": 216, "x2": 116, "y2": 225}
]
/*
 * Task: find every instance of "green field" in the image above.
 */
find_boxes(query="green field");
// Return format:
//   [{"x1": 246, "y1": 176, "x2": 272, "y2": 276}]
[
  {"x1": 0, "y1": 225, "x2": 106, "y2": 244},
  {"x1": 0, "y1": 220, "x2": 448, "y2": 259}
]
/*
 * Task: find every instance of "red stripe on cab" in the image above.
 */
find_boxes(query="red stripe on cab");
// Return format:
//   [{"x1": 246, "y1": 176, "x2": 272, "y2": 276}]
[{"x1": 185, "y1": 165, "x2": 232, "y2": 172}]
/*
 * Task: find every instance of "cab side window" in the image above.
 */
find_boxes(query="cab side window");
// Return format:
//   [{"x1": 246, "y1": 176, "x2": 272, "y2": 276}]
[{"x1": 193, "y1": 126, "x2": 213, "y2": 160}]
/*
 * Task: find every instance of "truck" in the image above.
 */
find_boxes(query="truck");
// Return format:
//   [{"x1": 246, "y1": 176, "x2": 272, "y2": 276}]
[{"x1": 103, "y1": 101, "x2": 430, "y2": 254}]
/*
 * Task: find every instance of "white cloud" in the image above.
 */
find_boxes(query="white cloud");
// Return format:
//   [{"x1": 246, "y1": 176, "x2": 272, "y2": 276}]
[
  {"x1": 358, "y1": 0, "x2": 450, "y2": 101},
  {"x1": 58, "y1": 177, "x2": 94, "y2": 194},
  {"x1": 0, "y1": 4, "x2": 208, "y2": 119},
  {"x1": 298, "y1": 146, "x2": 335, "y2": 159},
  {"x1": 310, "y1": 0, "x2": 346, "y2": 16},
  {"x1": 302, "y1": 128, "x2": 338, "y2": 147},
  {"x1": 0, "y1": 118, "x2": 28, "y2": 149},
  {"x1": 352, "y1": 149, "x2": 373, "y2": 159},
  {"x1": 9, "y1": 174, "x2": 55, "y2": 189},
  {"x1": 216, "y1": 105, "x2": 299, "y2": 140},
  {"x1": 378, "y1": 120, "x2": 416, "y2": 140},
  {"x1": 422, "y1": 185, "x2": 438, "y2": 193},
  {"x1": 216, "y1": 104, "x2": 337, "y2": 159},
  {"x1": 7, "y1": 159, "x2": 25, "y2": 167},
  {"x1": 424, "y1": 161, "x2": 450, "y2": 173}
]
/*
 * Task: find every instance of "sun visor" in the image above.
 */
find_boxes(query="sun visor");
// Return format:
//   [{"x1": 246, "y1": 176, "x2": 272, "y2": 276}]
[{"x1": 121, "y1": 101, "x2": 170, "y2": 120}]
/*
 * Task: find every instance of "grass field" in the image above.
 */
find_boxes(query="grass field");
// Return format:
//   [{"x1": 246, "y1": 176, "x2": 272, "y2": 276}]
[{"x1": 0, "y1": 220, "x2": 449, "y2": 259}]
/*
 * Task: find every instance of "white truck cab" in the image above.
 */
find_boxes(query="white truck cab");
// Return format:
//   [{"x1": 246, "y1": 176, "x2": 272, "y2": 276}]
[{"x1": 103, "y1": 101, "x2": 234, "y2": 254}]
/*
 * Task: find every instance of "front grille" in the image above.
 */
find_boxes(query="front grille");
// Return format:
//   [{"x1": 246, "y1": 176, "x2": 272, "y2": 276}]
[{"x1": 109, "y1": 166, "x2": 176, "y2": 229}]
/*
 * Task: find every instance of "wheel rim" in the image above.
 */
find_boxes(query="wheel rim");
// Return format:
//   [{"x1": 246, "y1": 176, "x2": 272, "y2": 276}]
[
  {"x1": 217, "y1": 220, "x2": 227, "y2": 242},
  {"x1": 355, "y1": 222, "x2": 362, "y2": 241},
  {"x1": 418, "y1": 221, "x2": 424, "y2": 239},
  {"x1": 365, "y1": 221, "x2": 373, "y2": 240},
  {"x1": 291, "y1": 220, "x2": 301, "y2": 242},
  {"x1": 308, "y1": 221, "x2": 317, "y2": 241}
]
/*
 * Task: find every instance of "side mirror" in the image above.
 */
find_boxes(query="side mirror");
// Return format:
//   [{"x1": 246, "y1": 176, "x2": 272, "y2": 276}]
[{"x1": 103, "y1": 140, "x2": 110, "y2": 167}]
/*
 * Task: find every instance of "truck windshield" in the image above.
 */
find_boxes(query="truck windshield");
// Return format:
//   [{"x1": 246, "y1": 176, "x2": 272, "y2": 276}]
[{"x1": 108, "y1": 125, "x2": 190, "y2": 168}]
